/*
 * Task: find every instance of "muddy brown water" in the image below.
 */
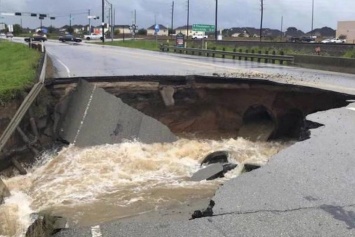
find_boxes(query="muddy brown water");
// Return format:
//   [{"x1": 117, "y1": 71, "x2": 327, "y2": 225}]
[{"x1": 0, "y1": 138, "x2": 289, "y2": 236}]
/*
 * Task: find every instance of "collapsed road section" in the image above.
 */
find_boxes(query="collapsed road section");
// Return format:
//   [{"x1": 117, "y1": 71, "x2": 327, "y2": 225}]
[
  {"x1": 49, "y1": 75, "x2": 354, "y2": 143},
  {"x1": 0, "y1": 75, "x2": 354, "y2": 173}
]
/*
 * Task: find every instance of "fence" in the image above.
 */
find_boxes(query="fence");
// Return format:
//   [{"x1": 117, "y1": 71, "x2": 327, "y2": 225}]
[{"x1": 159, "y1": 45, "x2": 294, "y2": 65}]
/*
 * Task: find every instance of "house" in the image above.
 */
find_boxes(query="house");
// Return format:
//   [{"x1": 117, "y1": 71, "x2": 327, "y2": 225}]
[
  {"x1": 337, "y1": 21, "x2": 355, "y2": 43},
  {"x1": 147, "y1": 24, "x2": 168, "y2": 36},
  {"x1": 175, "y1": 25, "x2": 193, "y2": 37},
  {"x1": 114, "y1": 25, "x2": 131, "y2": 34}
]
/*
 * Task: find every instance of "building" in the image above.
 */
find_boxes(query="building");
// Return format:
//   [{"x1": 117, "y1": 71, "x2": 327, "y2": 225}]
[
  {"x1": 114, "y1": 25, "x2": 131, "y2": 34},
  {"x1": 337, "y1": 21, "x2": 355, "y2": 43},
  {"x1": 147, "y1": 24, "x2": 168, "y2": 36},
  {"x1": 175, "y1": 25, "x2": 193, "y2": 37}
]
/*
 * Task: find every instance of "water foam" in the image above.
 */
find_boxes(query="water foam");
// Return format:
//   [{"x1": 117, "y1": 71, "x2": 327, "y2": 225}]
[{"x1": 0, "y1": 138, "x2": 289, "y2": 233}]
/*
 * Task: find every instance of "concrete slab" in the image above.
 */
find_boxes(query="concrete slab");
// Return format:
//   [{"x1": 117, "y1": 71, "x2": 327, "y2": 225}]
[
  {"x1": 190, "y1": 163, "x2": 224, "y2": 181},
  {"x1": 0, "y1": 178, "x2": 10, "y2": 204},
  {"x1": 57, "y1": 80, "x2": 177, "y2": 146}
]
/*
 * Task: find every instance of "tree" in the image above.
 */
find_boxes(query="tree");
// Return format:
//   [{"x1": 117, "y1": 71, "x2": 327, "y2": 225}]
[
  {"x1": 48, "y1": 26, "x2": 56, "y2": 34},
  {"x1": 137, "y1": 28, "x2": 147, "y2": 35},
  {"x1": 168, "y1": 29, "x2": 175, "y2": 35},
  {"x1": 13, "y1": 24, "x2": 22, "y2": 35},
  {"x1": 114, "y1": 29, "x2": 120, "y2": 36},
  {"x1": 67, "y1": 26, "x2": 74, "y2": 34}
]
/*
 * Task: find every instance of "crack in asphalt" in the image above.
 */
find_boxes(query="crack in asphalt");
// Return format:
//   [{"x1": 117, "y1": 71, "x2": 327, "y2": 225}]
[{"x1": 213, "y1": 203, "x2": 355, "y2": 218}]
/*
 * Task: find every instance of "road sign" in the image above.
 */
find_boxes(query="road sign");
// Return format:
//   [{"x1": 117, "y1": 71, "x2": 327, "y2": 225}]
[
  {"x1": 155, "y1": 24, "x2": 160, "y2": 34},
  {"x1": 8, "y1": 25, "x2": 13, "y2": 33},
  {"x1": 192, "y1": 24, "x2": 215, "y2": 32}
]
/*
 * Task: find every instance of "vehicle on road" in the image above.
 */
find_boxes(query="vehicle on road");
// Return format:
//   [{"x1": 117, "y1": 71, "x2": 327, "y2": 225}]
[
  {"x1": 192, "y1": 33, "x2": 208, "y2": 40},
  {"x1": 24, "y1": 34, "x2": 47, "y2": 42},
  {"x1": 84, "y1": 33, "x2": 104, "y2": 40},
  {"x1": 5, "y1": 32, "x2": 13, "y2": 38},
  {"x1": 59, "y1": 35, "x2": 82, "y2": 43},
  {"x1": 300, "y1": 36, "x2": 315, "y2": 43}
]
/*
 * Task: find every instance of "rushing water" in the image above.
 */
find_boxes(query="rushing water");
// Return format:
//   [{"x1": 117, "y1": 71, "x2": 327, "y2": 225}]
[{"x1": 0, "y1": 138, "x2": 289, "y2": 236}]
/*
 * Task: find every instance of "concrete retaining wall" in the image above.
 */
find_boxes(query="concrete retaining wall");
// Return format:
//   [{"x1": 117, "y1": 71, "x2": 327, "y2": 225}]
[{"x1": 292, "y1": 55, "x2": 355, "y2": 74}]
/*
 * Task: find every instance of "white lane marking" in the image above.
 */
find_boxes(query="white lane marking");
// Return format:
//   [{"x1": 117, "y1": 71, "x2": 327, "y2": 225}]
[
  {"x1": 91, "y1": 225, "x2": 102, "y2": 237},
  {"x1": 56, "y1": 58, "x2": 71, "y2": 77},
  {"x1": 347, "y1": 107, "x2": 355, "y2": 111}
]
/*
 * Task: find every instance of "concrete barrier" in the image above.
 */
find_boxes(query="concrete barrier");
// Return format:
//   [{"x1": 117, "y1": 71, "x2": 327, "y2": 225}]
[
  {"x1": 292, "y1": 54, "x2": 355, "y2": 74},
  {"x1": 56, "y1": 80, "x2": 177, "y2": 147}
]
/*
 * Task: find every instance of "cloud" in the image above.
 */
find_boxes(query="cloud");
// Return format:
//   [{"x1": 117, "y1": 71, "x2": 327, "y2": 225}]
[{"x1": 1, "y1": 0, "x2": 355, "y2": 31}]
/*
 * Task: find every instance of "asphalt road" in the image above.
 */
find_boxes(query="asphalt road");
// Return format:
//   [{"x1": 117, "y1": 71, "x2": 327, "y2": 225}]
[
  {"x1": 28, "y1": 39, "x2": 355, "y2": 96},
  {"x1": 19, "y1": 39, "x2": 354, "y2": 236}
]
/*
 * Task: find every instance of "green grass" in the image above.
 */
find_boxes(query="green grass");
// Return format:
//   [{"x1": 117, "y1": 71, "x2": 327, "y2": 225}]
[
  {"x1": 99, "y1": 39, "x2": 162, "y2": 51},
  {"x1": 0, "y1": 40, "x2": 41, "y2": 102},
  {"x1": 343, "y1": 49, "x2": 355, "y2": 58}
]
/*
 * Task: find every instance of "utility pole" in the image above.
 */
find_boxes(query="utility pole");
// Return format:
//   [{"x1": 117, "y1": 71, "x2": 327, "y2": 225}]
[
  {"x1": 102, "y1": 0, "x2": 105, "y2": 42},
  {"x1": 215, "y1": 0, "x2": 218, "y2": 40},
  {"x1": 311, "y1": 0, "x2": 314, "y2": 33},
  {"x1": 111, "y1": 4, "x2": 113, "y2": 41},
  {"x1": 186, "y1": 0, "x2": 189, "y2": 39},
  {"x1": 70, "y1": 13, "x2": 72, "y2": 28},
  {"x1": 260, "y1": 0, "x2": 264, "y2": 42},
  {"x1": 134, "y1": 9, "x2": 136, "y2": 25},
  {"x1": 280, "y1": 16, "x2": 283, "y2": 41},
  {"x1": 171, "y1": 1, "x2": 174, "y2": 36},
  {"x1": 88, "y1": 9, "x2": 91, "y2": 33}
]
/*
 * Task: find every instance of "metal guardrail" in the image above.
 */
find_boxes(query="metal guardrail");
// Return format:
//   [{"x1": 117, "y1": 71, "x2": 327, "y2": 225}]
[
  {"x1": 0, "y1": 49, "x2": 47, "y2": 153},
  {"x1": 159, "y1": 45, "x2": 294, "y2": 64}
]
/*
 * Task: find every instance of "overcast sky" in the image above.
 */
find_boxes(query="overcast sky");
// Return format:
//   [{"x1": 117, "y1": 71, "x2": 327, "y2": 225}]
[{"x1": 1, "y1": 0, "x2": 354, "y2": 32}]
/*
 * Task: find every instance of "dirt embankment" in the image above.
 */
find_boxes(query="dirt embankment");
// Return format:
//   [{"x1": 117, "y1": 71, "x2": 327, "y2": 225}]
[{"x1": 0, "y1": 89, "x2": 56, "y2": 174}]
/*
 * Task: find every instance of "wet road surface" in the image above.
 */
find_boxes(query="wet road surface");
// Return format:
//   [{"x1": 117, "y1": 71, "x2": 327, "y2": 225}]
[
  {"x1": 40, "y1": 40, "x2": 355, "y2": 95},
  {"x1": 11, "y1": 38, "x2": 355, "y2": 236}
]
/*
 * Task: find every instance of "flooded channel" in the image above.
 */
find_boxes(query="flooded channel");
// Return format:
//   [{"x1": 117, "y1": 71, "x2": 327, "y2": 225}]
[{"x1": 0, "y1": 138, "x2": 289, "y2": 236}]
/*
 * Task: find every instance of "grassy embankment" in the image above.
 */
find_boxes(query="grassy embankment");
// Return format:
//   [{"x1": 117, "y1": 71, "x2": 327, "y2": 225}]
[
  {"x1": 100, "y1": 40, "x2": 161, "y2": 51},
  {"x1": 0, "y1": 40, "x2": 41, "y2": 103}
]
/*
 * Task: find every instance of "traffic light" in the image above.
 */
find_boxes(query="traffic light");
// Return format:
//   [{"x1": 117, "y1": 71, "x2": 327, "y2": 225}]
[
  {"x1": 50, "y1": 17, "x2": 55, "y2": 20},
  {"x1": 31, "y1": 13, "x2": 37, "y2": 17},
  {"x1": 15, "y1": 12, "x2": 21, "y2": 16},
  {"x1": 39, "y1": 16, "x2": 44, "y2": 20},
  {"x1": 39, "y1": 14, "x2": 47, "y2": 18}
]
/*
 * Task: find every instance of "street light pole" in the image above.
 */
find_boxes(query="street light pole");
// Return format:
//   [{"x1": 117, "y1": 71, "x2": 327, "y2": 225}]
[
  {"x1": 215, "y1": 0, "x2": 218, "y2": 40},
  {"x1": 102, "y1": 0, "x2": 105, "y2": 43}
]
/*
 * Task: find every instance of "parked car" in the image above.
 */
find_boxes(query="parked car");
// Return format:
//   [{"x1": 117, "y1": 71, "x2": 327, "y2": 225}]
[
  {"x1": 288, "y1": 37, "x2": 301, "y2": 43},
  {"x1": 321, "y1": 38, "x2": 332, "y2": 43},
  {"x1": 59, "y1": 35, "x2": 82, "y2": 42},
  {"x1": 192, "y1": 33, "x2": 208, "y2": 40},
  {"x1": 84, "y1": 33, "x2": 104, "y2": 40},
  {"x1": 330, "y1": 38, "x2": 346, "y2": 44},
  {"x1": 5, "y1": 32, "x2": 13, "y2": 38}
]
